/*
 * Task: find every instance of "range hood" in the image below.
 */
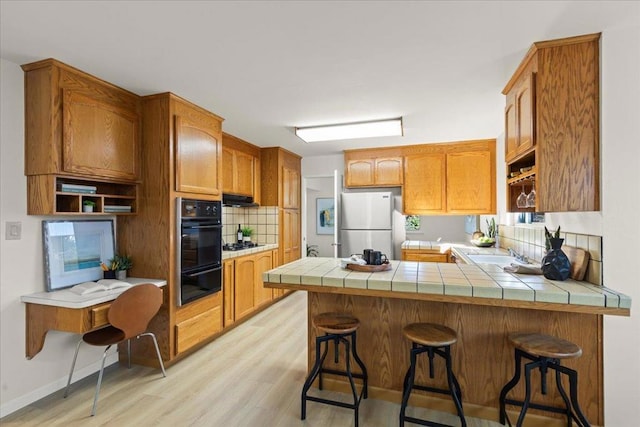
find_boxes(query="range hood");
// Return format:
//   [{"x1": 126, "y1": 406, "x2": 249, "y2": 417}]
[{"x1": 222, "y1": 194, "x2": 259, "y2": 208}]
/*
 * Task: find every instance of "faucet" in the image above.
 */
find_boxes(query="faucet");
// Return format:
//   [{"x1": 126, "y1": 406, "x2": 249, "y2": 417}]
[{"x1": 508, "y1": 248, "x2": 529, "y2": 264}]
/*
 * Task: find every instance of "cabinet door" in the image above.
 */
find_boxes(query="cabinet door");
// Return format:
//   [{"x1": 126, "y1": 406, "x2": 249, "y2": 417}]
[
  {"x1": 282, "y1": 209, "x2": 300, "y2": 264},
  {"x1": 63, "y1": 90, "x2": 139, "y2": 181},
  {"x1": 345, "y1": 159, "x2": 375, "y2": 187},
  {"x1": 282, "y1": 167, "x2": 300, "y2": 209},
  {"x1": 234, "y1": 256, "x2": 255, "y2": 320},
  {"x1": 446, "y1": 150, "x2": 494, "y2": 214},
  {"x1": 223, "y1": 259, "x2": 235, "y2": 327},
  {"x1": 253, "y1": 251, "x2": 273, "y2": 307},
  {"x1": 222, "y1": 147, "x2": 235, "y2": 194},
  {"x1": 375, "y1": 157, "x2": 403, "y2": 185},
  {"x1": 403, "y1": 153, "x2": 446, "y2": 214},
  {"x1": 504, "y1": 93, "x2": 518, "y2": 162},
  {"x1": 175, "y1": 115, "x2": 222, "y2": 195},
  {"x1": 402, "y1": 250, "x2": 449, "y2": 263},
  {"x1": 515, "y1": 73, "x2": 535, "y2": 157},
  {"x1": 235, "y1": 151, "x2": 255, "y2": 196}
]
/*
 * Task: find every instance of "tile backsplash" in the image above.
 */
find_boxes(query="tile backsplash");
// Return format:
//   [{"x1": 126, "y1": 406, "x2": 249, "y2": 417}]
[
  {"x1": 498, "y1": 224, "x2": 603, "y2": 285},
  {"x1": 222, "y1": 206, "x2": 279, "y2": 245}
]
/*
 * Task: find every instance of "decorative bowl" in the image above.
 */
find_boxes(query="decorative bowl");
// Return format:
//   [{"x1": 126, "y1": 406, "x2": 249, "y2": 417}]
[{"x1": 470, "y1": 239, "x2": 496, "y2": 248}]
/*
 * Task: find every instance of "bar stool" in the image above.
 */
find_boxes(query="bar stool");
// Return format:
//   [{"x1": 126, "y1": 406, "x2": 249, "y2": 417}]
[
  {"x1": 400, "y1": 323, "x2": 466, "y2": 427},
  {"x1": 499, "y1": 332, "x2": 590, "y2": 427},
  {"x1": 301, "y1": 312, "x2": 368, "y2": 427}
]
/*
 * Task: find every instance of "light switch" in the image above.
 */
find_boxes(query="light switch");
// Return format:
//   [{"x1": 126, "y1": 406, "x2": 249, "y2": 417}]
[{"x1": 5, "y1": 221, "x2": 22, "y2": 240}]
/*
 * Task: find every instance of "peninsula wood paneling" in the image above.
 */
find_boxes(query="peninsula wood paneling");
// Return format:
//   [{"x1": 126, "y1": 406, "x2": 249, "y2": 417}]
[{"x1": 308, "y1": 292, "x2": 603, "y2": 425}]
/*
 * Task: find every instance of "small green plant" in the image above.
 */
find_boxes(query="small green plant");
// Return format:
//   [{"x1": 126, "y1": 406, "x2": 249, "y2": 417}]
[
  {"x1": 485, "y1": 218, "x2": 496, "y2": 238},
  {"x1": 306, "y1": 244, "x2": 319, "y2": 257},
  {"x1": 241, "y1": 226, "x2": 253, "y2": 237},
  {"x1": 544, "y1": 226, "x2": 561, "y2": 251},
  {"x1": 108, "y1": 254, "x2": 133, "y2": 271},
  {"x1": 83, "y1": 200, "x2": 96, "y2": 207}
]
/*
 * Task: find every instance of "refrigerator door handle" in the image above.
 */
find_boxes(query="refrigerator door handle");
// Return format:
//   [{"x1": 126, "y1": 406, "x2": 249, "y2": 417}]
[{"x1": 331, "y1": 242, "x2": 342, "y2": 246}]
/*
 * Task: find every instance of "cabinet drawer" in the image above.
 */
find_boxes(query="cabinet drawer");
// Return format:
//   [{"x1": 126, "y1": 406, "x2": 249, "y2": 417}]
[
  {"x1": 402, "y1": 250, "x2": 449, "y2": 263},
  {"x1": 90, "y1": 303, "x2": 112, "y2": 329},
  {"x1": 175, "y1": 306, "x2": 221, "y2": 354}
]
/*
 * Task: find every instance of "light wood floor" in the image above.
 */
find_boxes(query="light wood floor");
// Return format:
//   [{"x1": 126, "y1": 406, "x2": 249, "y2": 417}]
[{"x1": 2, "y1": 291, "x2": 502, "y2": 426}]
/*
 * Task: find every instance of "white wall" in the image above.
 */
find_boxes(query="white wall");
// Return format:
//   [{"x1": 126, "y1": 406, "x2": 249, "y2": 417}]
[
  {"x1": 305, "y1": 177, "x2": 335, "y2": 257},
  {"x1": 0, "y1": 59, "x2": 118, "y2": 417}
]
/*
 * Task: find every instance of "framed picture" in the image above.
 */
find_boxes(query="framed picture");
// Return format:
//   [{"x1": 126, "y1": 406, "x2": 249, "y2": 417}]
[
  {"x1": 316, "y1": 198, "x2": 335, "y2": 235},
  {"x1": 42, "y1": 219, "x2": 116, "y2": 291}
]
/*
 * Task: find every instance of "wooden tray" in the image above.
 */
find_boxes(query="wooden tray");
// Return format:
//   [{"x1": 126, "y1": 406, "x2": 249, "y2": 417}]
[{"x1": 346, "y1": 262, "x2": 392, "y2": 272}]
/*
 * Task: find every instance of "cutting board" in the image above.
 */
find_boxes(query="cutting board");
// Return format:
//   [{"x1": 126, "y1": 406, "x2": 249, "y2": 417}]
[{"x1": 562, "y1": 246, "x2": 590, "y2": 281}]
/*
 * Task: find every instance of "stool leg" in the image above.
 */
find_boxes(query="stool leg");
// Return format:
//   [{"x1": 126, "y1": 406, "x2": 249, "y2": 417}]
[
  {"x1": 301, "y1": 336, "x2": 326, "y2": 420},
  {"x1": 399, "y1": 346, "x2": 418, "y2": 426},
  {"x1": 553, "y1": 367, "x2": 573, "y2": 427},
  {"x1": 350, "y1": 331, "x2": 368, "y2": 399},
  {"x1": 444, "y1": 346, "x2": 466, "y2": 427},
  {"x1": 318, "y1": 334, "x2": 329, "y2": 390},
  {"x1": 515, "y1": 361, "x2": 539, "y2": 427},
  {"x1": 499, "y1": 348, "x2": 523, "y2": 425},
  {"x1": 342, "y1": 337, "x2": 360, "y2": 427},
  {"x1": 566, "y1": 366, "x2": 591, "y2": 427}
]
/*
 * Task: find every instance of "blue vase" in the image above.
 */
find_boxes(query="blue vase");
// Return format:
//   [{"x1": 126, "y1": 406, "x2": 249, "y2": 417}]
[{"x1": 542, "y1": 238, "x2": 571, "y2": 281}]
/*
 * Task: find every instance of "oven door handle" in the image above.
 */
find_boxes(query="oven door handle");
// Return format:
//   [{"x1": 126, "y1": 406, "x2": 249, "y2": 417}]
[
  {"x1": 182, "y1": 224, "x2": 222, "y2": 230},
  {"x1": 184, "y1": 266, "x2": 222, "y2": 278}
]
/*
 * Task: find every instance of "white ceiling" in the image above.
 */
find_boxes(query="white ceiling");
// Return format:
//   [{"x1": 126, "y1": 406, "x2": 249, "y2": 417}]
[{"x1": 0, "y1": 1, "x2": 627, "y2": 158}]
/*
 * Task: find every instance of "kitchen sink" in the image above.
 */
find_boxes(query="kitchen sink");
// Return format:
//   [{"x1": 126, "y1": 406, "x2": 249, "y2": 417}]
[{"x1": 466, "y1": 254, "x2": 528, "y2": 267}]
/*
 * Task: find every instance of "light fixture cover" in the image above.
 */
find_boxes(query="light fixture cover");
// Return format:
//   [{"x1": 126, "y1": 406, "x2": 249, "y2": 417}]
[{"x1": 295, "y1": 117, "x2": 403, "y2": 143}]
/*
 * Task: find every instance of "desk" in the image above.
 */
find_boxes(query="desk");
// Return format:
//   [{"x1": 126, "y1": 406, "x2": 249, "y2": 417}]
[{"x1": 21, "y1": 278, "x2": 166, "y2": 359}]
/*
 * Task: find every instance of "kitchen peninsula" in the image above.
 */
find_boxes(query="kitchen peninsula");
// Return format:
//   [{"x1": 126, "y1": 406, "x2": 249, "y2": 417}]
[{"x1": 263, "y1": 256, "x2": 630, "y2": 425}]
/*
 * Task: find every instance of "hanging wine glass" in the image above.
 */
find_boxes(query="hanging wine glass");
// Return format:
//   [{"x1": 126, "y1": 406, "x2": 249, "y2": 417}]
[
  {"x1": 516, "y1": 184, "x2": 528, "y2": 208},
  {"x1": 526, "y1": 180, "x2": 536, "y2": 208}
]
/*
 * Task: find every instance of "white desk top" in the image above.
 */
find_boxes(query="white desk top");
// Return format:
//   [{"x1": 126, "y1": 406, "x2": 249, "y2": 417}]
[{"x1": 20, "y1": 278, "x2": 167, "y2": 309}]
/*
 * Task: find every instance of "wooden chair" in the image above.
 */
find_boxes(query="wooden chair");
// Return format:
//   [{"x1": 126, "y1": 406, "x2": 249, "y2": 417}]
[{"x1": 64, "y1": 284, "x2": 167, "y2": 416}]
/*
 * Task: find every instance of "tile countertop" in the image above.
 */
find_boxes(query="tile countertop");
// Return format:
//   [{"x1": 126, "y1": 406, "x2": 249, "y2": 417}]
[
  {"x1": 222, "y1": 243, "x2": 278, "y2": 260},
  {"x1": 263, "y1": 255, "x2": 631, "y2": 316}
]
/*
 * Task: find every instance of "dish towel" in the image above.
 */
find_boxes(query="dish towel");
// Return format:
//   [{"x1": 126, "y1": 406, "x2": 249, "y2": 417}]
[
  {"x1": 503, "y1": 263, "x2": 543, "y2": 275},
  {"x1": 340, "y1": 255, "x2": 368, "y2": 269}
]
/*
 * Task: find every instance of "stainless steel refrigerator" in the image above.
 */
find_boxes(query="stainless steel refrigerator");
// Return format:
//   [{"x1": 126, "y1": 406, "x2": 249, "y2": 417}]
[{"x1": 339, "y1": 192, "x2": 393, "y2": 259}]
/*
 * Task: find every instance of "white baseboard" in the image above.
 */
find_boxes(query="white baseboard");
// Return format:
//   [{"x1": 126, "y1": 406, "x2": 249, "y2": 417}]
[{"x1": 0, "y1": 354, "x2": 118, "y2": 418}]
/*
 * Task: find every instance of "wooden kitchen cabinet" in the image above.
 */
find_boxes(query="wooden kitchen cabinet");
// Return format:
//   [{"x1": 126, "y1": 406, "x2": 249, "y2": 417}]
[
  {"x1": 401, "y1": 249, "x2": 450, "y2": 263},
  {"x1": 261, "y1": 147, "x2": 302, "y2": 266},
  {"x1": 22, "y1": 58, "x2": 141, "y2": 215},
  {"x1": 504, "y1": 33, "x2": 600, "y2": 212},
  {"x1": 344, "y1": 148, "x2": 403, "y2": 187},
  {"x1": 175, "y1": 292, "x2": 222, "y2": 354},
  {"x1": 174, "y1": 110, "x2": 223, "y2": 196},
  {"x1": 253, "y1": 251, "x2": 274, "y2": 308},
  {"x1": 223, "y1": 259, "x2": 235, "y2": 327},
  {"x1": 222, "y1": 132, "x2": 261, "y2": 199},
  {"x1": 232, "y1": 250, "x2": 274, "y2": 321},
  {"x1": 403, "y1": 140, "x2": 496, "y2": 215}
]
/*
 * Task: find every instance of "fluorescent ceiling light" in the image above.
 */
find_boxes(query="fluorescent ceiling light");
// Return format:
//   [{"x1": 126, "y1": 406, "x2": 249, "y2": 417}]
[{"x1": 295, "y1": 117, "x2": 403, "y2": 143}]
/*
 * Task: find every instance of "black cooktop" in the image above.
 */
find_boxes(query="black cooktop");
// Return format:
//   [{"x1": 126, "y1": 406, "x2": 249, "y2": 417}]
[{"x1": 223, "y1": 242, "x2": 263, "y2": 251}]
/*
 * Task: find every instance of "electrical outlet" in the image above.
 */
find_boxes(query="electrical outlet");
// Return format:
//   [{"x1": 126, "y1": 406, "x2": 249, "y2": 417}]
[{"x1": 5, "y1": 221, "x2": 22, "y2": 240}]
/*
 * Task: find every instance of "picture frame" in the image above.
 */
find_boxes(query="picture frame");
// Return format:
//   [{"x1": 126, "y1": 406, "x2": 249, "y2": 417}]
[
  {"x1": 42, "y1": 219, "x2": 116, "y2": 291},
  {"x1": 316, "y1": 197, "x2": 335, "y2": 235}
]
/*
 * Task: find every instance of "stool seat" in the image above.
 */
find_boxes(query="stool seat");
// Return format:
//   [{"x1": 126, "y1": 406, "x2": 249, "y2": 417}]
[
  {"x1": 508, "y1": 333, "x2": 582, "y2": 359},
  {"x1": 313, "y1": 313, "x2": 360, "y2": 334},
  {"x1": 403, "y1": 323, "x2": 458, "y2": 347}
]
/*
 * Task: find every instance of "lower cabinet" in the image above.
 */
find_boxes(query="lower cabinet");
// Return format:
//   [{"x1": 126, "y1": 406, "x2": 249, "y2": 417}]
[
  {"x1": 224, "y1": 249, "x2": 275, "y2": 325},
  {"x1": 401, "y1": 249, "x2": 451, "y2": 263},
  {"x1": 174, "y1": 292, "x2": 222, "y2": 354}
]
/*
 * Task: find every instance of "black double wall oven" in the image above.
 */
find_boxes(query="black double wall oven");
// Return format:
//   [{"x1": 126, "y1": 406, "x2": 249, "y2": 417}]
[{"x1": 177, "y1": 198, "x2": 222, "y2": 306}]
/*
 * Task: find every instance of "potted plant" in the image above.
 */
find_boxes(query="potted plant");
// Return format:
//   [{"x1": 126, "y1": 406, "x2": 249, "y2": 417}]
[
  {"x1": 241, "y1": 226, "x2": 253, "y2": 242},
  {"x1": 108, "y1": 254, "x2": 133, "y2": 280},
  {"x1": 82, "y1": 200, "x2": 96, "y2": 213},
  {"x1": 307, "y1": 244, "x2": 319, "y2": 257}
]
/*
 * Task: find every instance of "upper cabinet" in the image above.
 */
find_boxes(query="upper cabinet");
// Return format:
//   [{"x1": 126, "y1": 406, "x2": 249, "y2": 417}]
[
  {"x1": 174, "y1": 101, "x2": 223, "y2": 196},
  {"x1": 403, "y1": 140, "x2": 496, "y2": 215},
  {"x1": 222, "y1": 132, "x2": 261, "y2": 200},
  {"x1": 23, "y1": 59, "x2": 141, "y2": 181},
  {"x1": 344, "y1": 148, "x2": 403, "y2": 188},
  {"x1": 504, "y1": 33, "x2": 600, "y2": 212},
  {"x1": 22, "y1": 59, "x2": 141, "y2": 215}
]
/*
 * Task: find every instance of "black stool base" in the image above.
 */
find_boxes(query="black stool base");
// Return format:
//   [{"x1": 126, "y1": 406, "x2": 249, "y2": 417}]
[
  {"x1": 499, "y1": 348, "x2": 590, "y2": 427},
  {"x1": 301, "y1": 331, "x2": 368, "y2": 427},
  {"x1": 400, "y1": 343, "x2": 466, "y2": 427}
]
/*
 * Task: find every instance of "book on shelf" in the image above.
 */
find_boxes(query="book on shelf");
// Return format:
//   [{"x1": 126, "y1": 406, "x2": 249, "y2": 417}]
[
  {"x1": 69, "y1": 279, "x2": 131, "y2": 296},
  {"x1": 58, "y1": 183, "x2": 97, "y2": 194},
  {"x1": 104, "y1": 205, "x2": 132, "y2": 213}
]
